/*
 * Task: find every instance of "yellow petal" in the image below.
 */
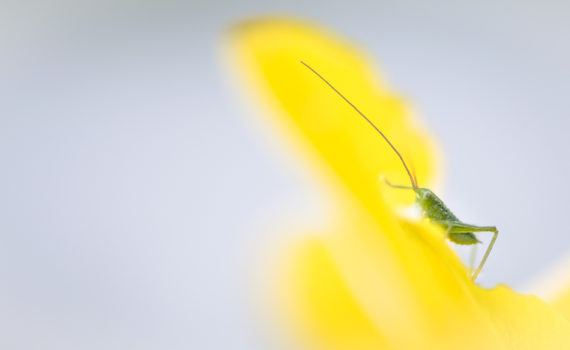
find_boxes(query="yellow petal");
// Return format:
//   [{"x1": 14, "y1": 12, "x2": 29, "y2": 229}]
[
  {"x1": 323, "y1": 205, "x2": 505, "y2": 349},
  {"x1": 529, "y1": 255, "x2": 570, "y2": 321},
  {"x1": 275, "y1": 237, "x2": 392, "y2": 350},
  {"x1": 475, "y1": 286, "x2": 570, "y2": 349},
  {"x1": 225, "y1": 17, "x2": 438, "y2": 209},
  {"x1": 226, "y1": 17, "x2": 570, "y2": 349},
  {"x1": 552, "y1": 285, "x2": 570, "y2": 321},
  {"x1": 278, "y1": 216, "x2": 570, "y2": 349}
]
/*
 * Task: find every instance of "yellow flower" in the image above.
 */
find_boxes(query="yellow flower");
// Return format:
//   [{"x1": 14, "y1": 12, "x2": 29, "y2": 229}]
[{"x1": 224, "y1": 17, "x2": 570, "y2": 350}]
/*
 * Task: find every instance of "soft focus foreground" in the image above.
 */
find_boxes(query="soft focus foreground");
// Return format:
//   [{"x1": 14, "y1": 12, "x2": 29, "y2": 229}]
[{"x1": 225, "y1": 18, "x2": 570, "y2": 349}]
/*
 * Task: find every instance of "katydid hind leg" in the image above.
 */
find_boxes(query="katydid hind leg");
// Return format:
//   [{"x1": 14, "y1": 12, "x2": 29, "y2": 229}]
[
  {"x1": 440, "y1": 222, "x2": 499, "y2": 280},
  {"x1": 448, "y1": 222, "x2": 497, "y2": 234},
  {"x1": 472, "y1": 227, "x2": 498, "y2": 280}
]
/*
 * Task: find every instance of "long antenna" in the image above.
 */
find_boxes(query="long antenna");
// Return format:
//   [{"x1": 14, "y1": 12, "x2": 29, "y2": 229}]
[
  {"x1": 411, "y1": 163, "x2": 418, "y2": 188},
  {"x1": 300, "y1": 61, "x2": 417, "y2": 188}
]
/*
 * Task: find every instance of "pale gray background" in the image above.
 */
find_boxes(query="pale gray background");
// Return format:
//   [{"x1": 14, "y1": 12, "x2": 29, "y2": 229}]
[{"x1": 1, "y1": 0, "x2": 570, "y2": 349}]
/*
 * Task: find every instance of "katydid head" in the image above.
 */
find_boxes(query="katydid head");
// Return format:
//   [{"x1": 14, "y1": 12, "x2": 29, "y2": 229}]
[
  {"x1": 412, "y1": 187, "x2": 430, "y2": 200},
  {"x1": 412, "y1": 187, "x2": 433, "y2": 210}
]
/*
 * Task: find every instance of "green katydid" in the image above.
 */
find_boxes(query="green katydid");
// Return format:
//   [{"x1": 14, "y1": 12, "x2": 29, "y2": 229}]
[{"x1": 300, "y1": 61, "x2": 498, "y2": 280}]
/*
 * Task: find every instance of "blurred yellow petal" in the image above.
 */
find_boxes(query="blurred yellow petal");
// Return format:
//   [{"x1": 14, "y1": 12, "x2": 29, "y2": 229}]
[
  {"x1": 277, "y1": 237, "x2": 392, "y2": 350},
  {"x1": 549, "y1": 260, "x2": 570, "y2": 321},
  {"x1": 552, "y1": 286, "x2": 570, "y2": 321},
  {"x1": 476, "y1": 286, "x2": 570, "y2": 349},
  {"x1": 225, "y1": 17, "x2": 437, "y2": 209},
  {"x1": 529, "y1": 255, "x2": 570, "y2": 321},
  {"x1": 226, "y1": 17, "x2": 570, "y2": 350}
]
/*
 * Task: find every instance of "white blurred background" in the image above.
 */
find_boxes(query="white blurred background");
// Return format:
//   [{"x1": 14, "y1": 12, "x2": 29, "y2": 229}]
[{"x1": 1, "y1": 0, "x2": 570, "y2": 349}]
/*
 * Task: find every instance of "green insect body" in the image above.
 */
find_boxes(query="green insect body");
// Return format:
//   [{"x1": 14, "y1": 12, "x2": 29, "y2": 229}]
[{"x1": 301, "y1": 61, "x2": 499, "y2": 280}]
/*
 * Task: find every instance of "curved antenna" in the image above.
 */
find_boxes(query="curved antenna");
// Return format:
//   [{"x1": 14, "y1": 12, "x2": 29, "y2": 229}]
[
  {"x1": 408, "y1": 154, "x2": 418, "y2": 188},
  {"x1": 411, "y1": 163, "x2": 419, "y2": 188},
  {"x1": 300, "y1": 61, "x2": 417, "y2": 188}
]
